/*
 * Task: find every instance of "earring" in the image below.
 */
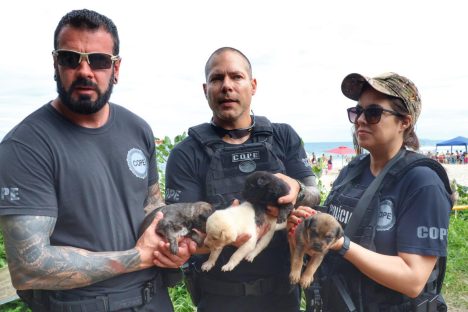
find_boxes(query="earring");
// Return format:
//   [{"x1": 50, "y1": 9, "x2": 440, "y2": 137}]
[
  {"x1": 114, "y1": 77, "x2": 118, "y2": 84},
  {"x1": 54, "y1": 74, "x2": 57, "y2": 81}
]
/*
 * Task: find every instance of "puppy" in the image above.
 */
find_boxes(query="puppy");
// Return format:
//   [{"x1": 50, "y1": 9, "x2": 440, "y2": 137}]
[
  {"x1": 242, "y1": 170, "x2": 294, "y2": 224},
  {"x1": 139, "y1": 201, "x2": 213, "y2": 255},
  {"x1": 289, "y1": 213, "x2": 343, "y2": 288},
  {"x1": 202, "y1": 171, "x2": 292, "y2": 272}
]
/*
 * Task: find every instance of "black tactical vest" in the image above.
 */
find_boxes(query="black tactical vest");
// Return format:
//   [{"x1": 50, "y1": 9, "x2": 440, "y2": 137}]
[
  {"x1": 188, "y1": 116, "x2": 286, "y2": 209},
  {"x1": 321, "y1": 150, "x2": 452, "y2": 311}
]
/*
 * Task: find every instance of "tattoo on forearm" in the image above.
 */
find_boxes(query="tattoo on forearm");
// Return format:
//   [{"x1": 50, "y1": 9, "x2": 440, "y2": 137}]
[
  {"x1": 144, "y1": 183, "x2": 165, "y2": 214},
  {"x1": 0, "y1": 215, "x2": 142, "y2": 290}
]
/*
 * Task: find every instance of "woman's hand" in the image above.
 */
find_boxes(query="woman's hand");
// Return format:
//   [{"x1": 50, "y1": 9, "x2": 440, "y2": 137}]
[{"x1": 287, "y1": 206, "x2": 317, "y2": 237}]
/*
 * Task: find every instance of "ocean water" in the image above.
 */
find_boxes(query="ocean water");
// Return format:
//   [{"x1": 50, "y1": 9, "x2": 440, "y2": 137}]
[
  {"x1": 303, "y1": 142, "x2": 354, "y2": 156},
  {"x1": 304, "y1": 139, "x2": 445, "y2": 157}
]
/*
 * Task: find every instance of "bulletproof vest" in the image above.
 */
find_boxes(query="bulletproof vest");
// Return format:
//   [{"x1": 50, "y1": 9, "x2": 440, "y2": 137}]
[
  {"x1": 322, "y1": 150, "x2": 452, "y2": 310},
  {"x1": 188, "y1": 116, "x2": 286, "y2": 209}
]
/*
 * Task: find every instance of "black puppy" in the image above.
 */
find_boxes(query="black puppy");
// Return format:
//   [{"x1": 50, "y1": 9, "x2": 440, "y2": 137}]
[
  {"x1": 242, "y1": 171, "x2": 294, "y2": 224},
  {"x1": 139, "y1": 201, "x2": 213, "y2": 255}
]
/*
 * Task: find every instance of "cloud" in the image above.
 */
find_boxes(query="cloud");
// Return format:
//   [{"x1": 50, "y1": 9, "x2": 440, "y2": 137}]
[{"x1": 1, "y1": 0, "x2": 467, "y2": 142}]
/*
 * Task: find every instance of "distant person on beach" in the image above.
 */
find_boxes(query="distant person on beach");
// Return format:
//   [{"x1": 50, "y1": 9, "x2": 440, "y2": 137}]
[
  {"x1": 289, "y1": 72, "x2": 452, "y2": 311},
  {"x1": 0, "y1": 9, "x2": 188, "y2": 311},
  {"x1": 164, "y1": 46, "x2": 321, "y2": 312},
  {"x1": 311, "y1": 152, "x2": 317, "y2": 164},
  {"x1": 327, "y1": 155, "x2": 333, "y2": 171}
]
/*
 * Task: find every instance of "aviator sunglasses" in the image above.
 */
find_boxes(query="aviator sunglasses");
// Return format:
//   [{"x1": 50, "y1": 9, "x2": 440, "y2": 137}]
[
  {"x1": 52, "y1": 49, "x2": 120, "y2": 70},
  {"x1": 347, "y1": 105, "x2": 404, "y2": 124}
]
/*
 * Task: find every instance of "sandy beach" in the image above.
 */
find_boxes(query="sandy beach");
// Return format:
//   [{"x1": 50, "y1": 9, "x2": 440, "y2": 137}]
[{"x1": 320, "y1": 162, "x2": 468, "y2": 193}]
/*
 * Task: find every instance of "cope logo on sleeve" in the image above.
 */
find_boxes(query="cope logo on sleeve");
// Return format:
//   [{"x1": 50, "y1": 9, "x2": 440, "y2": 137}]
[{"x1": 127, "y1": 148, "x2": 148, "y2": 179}]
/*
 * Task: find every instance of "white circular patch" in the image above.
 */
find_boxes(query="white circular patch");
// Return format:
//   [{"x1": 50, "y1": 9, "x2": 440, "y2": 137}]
[
  {"x1": 127, "y1": 148, "x2": 148, "y2": 179},
  {"x1": 376, "y1": 199, "x2": 395, "y2": 231},
  {"x1": 239, "y1": 160, "x2": 257, "y2": 173}
]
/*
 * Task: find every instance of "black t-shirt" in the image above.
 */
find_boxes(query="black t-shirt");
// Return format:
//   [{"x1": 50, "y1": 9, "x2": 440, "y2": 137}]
[
  {"x1": 328, "y1": 160, "x2": 451, "y2": 257},
  {"x1": 0, "y1": 103, "x2": 158, "y2": 296},
  {"x1": 165, "y1": 122, "x2": 313, "y2": 281}
]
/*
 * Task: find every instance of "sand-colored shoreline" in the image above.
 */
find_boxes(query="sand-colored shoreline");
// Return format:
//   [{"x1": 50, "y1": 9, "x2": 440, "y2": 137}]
[{"x1": 319, "y1": 163, "x2": 468, "y2": 192}]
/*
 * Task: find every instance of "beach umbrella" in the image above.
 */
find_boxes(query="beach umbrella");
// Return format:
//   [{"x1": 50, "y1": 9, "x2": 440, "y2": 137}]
[{"x1": 326, "y1": 146, "x2": 356, "y2": 166}]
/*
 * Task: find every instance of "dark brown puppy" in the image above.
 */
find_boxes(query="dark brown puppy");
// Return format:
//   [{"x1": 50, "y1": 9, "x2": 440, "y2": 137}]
[
  {"x1": 289, "y1": 213, "x2": 343, "y2": 288},
  {"x1": 139, "y1": 202, "x2": 213, "y2": 255},
  {"x1": 242, "y1": 171, "x2": 294, "y2": 224}
]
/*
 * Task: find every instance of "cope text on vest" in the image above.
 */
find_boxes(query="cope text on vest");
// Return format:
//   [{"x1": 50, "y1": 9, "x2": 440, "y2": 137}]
[
  {"x1": 231, "y1": 151, "x2": 260, "y2": 163},
  {"x1": 1, "y1": 187, "x2": 20, "y2": 201}
]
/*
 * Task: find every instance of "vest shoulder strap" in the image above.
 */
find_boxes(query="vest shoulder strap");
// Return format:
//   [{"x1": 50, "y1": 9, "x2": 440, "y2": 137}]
[
  {"x1": 251, "y1": 116, "x2": 273, "y2": 138},
  {"x1": 385, "y1": 150, "x2": 452, "y2": 196},
  {"x1": 188, "y1": 123, "x2": 222, "y2": 146},
  {"x1": 329, "y1": 154, "x2": 369, "y2": 192}
]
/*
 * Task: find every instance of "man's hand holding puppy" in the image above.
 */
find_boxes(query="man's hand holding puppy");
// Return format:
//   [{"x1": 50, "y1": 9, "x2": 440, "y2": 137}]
[
  {"x1": 153, "y1": 237, "x2": 197, "y2": 268},
  {"x1": 266, "y1": 173, "x2": 321, "y2": 218}
]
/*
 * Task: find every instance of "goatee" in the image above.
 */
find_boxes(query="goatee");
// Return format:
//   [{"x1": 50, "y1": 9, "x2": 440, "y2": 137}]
[{"x1": 56, "y1": 71, "x2": 114, "y2": 115}]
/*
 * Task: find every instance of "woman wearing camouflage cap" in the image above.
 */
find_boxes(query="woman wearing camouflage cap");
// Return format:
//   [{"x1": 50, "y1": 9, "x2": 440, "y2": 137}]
[{"x1": 291, "y1": 73, "x2": 453, "y2": 311}]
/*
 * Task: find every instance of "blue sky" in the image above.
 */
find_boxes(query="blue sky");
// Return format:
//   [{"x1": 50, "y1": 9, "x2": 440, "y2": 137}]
[{"x1": 1, "y1": 0, "x2": 467, "y2": 142}]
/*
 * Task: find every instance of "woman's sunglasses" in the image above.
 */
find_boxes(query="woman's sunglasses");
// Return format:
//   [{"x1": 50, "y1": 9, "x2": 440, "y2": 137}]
[
  {"x1": 52, "y1": 49, "x2": 120, "y2": 70},
  {"x1": 347, "y1": 105, "x2": 404, "y2": 124}
]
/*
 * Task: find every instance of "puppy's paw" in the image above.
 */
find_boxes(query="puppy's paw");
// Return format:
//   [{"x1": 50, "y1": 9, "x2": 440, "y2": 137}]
[
  {"x1": 300, "y1": 276, "x2": 314, "y2": 289},
  {"x1": 289, "y1": 271, "x2": 301, "y2": 284},
  {"x1": 201, "y1": 261, "x2": 215, "y2": 272},
  {"x1": 221, "y1": 262, "x2": 236, "y2": 272},
  {"x1": 245, "y1": 251, "x2": 257, "y2": 262}
]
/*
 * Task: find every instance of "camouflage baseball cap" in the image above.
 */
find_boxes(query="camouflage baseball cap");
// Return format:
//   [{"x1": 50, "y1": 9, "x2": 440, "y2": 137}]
[{"x1": 341, "y1": 72, "x2": 422, "y2": 123}]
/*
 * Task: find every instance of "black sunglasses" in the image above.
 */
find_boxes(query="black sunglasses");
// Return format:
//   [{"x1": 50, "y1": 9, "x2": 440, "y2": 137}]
[
  {"x1": 52, "y1": 49, "x2": 120, "y2": 70},
  {"x1": 347, "y1": 105, "x2": 404, "y2": 124}
]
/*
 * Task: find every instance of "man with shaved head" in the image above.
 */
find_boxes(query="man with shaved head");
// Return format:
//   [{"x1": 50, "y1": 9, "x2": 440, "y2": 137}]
[{"x1": 165, "y1": 47, "x2": 321, "y2": 312}]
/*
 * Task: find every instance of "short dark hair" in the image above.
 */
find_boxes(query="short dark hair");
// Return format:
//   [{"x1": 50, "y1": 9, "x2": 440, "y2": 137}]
[
  {"x1": 54, "y1": 9, "x2": 120, "y2": 55},
  {"x1": 204, "y1": 47, "x2": 252, "y2": 80}
]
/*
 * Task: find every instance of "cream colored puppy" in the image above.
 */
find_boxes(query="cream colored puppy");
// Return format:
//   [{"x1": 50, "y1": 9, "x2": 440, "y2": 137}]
[{"x1": 201, "y1": 201, "x2": 282, "y2": 272}]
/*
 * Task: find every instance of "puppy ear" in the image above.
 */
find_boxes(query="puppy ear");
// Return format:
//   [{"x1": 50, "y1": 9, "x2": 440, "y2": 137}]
[
  {"x1": 220, "y1": 230, "x2": 226, "y2": 241},
  {"x1": 304, "y1": 216, "x2": 316, "y2": 229},
  {"x1": 335, "y1": 225, "x2": 344, "y2": 239},
  {"x1": 257, "y1": 176, "x2": 268, "y2": 186}
]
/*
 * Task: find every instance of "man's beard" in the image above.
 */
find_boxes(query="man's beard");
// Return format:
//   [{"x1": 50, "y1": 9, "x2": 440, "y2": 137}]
[{"x1": 56, "y1": 71, "x2": 114, "y2": 115}]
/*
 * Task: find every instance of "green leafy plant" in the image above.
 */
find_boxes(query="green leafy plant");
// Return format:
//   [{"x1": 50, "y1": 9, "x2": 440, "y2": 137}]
[
  {"x1": 169, "y1": 283, "x2": 195, "y2": 312},
  {"x1": 455, "y1": 183, "x2": 468, "y2": 205},
  {"x1": 155, "y1": 133, "x2": 187, "y2": 194}
]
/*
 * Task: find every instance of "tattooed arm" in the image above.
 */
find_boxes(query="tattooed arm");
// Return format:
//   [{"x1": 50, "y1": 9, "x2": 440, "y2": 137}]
[
  {"x1": 144, "y1": 182, "x2": 165, "y2": 214},
  {"x1": 0, "y1": 212, "x2": 163, "y2": 290}
]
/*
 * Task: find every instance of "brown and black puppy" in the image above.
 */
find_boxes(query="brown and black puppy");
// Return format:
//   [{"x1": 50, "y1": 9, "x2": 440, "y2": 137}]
[
  {"x1": 289, "y1": 213, "x2": 343, "y2": 288},
  {"x1": 139, "y1": 202, "x2": 213, "y2": 255}
]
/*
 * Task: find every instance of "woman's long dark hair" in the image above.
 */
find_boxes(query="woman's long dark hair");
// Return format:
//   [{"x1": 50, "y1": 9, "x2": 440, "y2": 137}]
[{"x1": 388, "y1": 96, "x2": 420, "y2": 151}]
